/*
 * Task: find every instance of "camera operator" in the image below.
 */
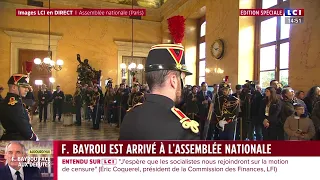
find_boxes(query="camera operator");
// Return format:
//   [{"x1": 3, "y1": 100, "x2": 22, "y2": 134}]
[
  {"x1": 243, "y1": 81, "x2": 264, "y2": 140},
  {"x1": 232, "y1": 85, "x2": 246, "y2": 140}
]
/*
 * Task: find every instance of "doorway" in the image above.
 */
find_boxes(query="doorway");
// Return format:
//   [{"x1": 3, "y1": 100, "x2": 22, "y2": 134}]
[
  {"x1": 19, "y1": 49, "x2": 52, "y2": 100},
  {"x1": 122, "y1": 56, "x2": 146, "y2": 86}
]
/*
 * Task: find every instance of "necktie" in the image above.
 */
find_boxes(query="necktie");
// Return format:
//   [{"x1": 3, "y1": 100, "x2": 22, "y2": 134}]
[{"x1": 15, "y1": 171, "x2": 22, "y2": 180}]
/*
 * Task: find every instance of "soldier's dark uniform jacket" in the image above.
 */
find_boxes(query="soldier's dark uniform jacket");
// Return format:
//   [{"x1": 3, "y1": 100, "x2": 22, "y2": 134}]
[
  {"x1": 214, "y1": 94, "x2": 239, "y2": 122},
  {"x1": 0, "y1": 74, "x2": 38, "y2": 140},
  {"x1": 214, "y1": 82, "x2": 240, "y2": 140},
  {"x1": 119, "y1": 94, "x2": 199, "y2": 140},
  {"x1": 128, "y1": 91, "x2": 145, "y2": 108}
]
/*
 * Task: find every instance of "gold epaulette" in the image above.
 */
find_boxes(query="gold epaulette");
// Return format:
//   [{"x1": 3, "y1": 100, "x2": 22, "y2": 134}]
[
  {"x1": 171, "y1": 107, "x2": 199, "y2": 134},
  {"x1": 8, "y1": 97, "x2": 18, "y2": 106},
  {"x1": 127, "y1": 102, "x2": 143, "y2": 112}
]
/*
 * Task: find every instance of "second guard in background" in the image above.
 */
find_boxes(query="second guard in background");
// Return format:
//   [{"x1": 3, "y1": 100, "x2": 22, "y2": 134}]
[
  {"x1": 214, "y1": 82, "x2": 240, "y2": 140},
  {"x1": 0, "y1": 74, "x2": 38, "y2": 140},
  {"x1": 127, "y1": 83, "x2": 145, "y2": 110}
]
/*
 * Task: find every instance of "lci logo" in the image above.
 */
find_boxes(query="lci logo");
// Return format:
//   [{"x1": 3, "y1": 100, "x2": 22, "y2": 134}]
[{"x1": 101, "y1": 159, "x2": 117, "y2": 165}]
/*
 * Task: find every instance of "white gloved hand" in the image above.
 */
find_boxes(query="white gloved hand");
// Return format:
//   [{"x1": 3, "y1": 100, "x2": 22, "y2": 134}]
[{"x1": 218, "y1": 120, "x2": 228, "y2": 132}]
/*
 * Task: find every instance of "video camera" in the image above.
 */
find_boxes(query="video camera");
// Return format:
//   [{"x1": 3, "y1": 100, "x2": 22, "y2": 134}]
[
  {"x1": 106, "y1": 78, "x2": 113, "y2": 88},
  {"x1": 244, "y1": 80, "x2": 258, "y2": 90}
]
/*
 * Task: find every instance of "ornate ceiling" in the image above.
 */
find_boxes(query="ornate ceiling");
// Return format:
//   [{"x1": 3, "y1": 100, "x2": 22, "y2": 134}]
[{"x1": 105, "y1": 0, "x2": 168, "y2": 8}]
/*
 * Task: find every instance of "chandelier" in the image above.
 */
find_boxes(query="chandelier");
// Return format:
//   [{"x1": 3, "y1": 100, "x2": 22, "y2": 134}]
[
  {"x1": 119, "y1": 0, "x2": 144, "y2": 84},
  {"x1": 120, "y1": 62, "x2": 144, "y2": 79},
  {"x1": 34, "y1": 0, "x2": 63, "y2": 72}
]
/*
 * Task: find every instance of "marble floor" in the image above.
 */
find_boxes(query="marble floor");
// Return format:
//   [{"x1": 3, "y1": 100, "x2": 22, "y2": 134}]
[{"x1": 31, "y1": 116, "x2": 120, "y2": 140}]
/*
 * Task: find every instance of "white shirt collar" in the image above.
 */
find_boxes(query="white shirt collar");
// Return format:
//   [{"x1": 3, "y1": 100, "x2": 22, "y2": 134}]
[{"x1": 8, "y1": 165, "x2": 24, "y2": 180}]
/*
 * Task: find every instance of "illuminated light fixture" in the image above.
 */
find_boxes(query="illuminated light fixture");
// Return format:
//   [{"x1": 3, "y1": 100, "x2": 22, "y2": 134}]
[
  {"x1": 49, "y1": 77, "x2": 55, "y2": 83},
  {"x1": 35, "y1": 80, "x2": 43, "y2": 86},
  {"x1": 33, "y1": 0, "x2": 63, "y2": 72}
]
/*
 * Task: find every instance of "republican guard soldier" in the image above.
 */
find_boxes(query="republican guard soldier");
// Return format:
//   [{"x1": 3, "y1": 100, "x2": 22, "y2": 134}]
[
  {"x1": 120, "y1": 15, "x2": 199, "y2": 140},
  {"x1": 214, "y1": 82, "x2": 240, "y2": 140},
  {"x1": 119, "y1": 42, "x2": 199, "y2": 140},
  {"x1": 127, "y1": 83, "x2": 145, "y2": 109},
  {"x1": 0, "y1": 74, "x2": 38, "y2": 140}
]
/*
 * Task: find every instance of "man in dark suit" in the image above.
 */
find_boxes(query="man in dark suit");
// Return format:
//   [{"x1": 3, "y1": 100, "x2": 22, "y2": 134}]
[
  {"x1": 38, "y1": 84, "x2": 51, "y2": 122},
  {"x1": 197, "y1": 82, "x2": 213, "y2": 139},
  {"x1": 52, "y1": 85, "x2": 65, "y2": 122},
  {"x1": 0, "y1": 142, "x2": 42, "y2": 180}
]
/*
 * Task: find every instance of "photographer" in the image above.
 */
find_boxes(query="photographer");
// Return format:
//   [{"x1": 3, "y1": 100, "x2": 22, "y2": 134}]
[
  {"x1": 247, "y1": 84, "x2": 264, "y2": 140},
  {"x1": 239, "y1": 81, "x2": 263, "y2": 140}
]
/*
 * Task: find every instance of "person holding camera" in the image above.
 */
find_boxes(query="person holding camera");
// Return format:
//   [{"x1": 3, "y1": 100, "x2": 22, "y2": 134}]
[
  {"x1": 284, "y1": 103, "x2": 315, "y2": 140},
  {"x1": 247, "y1": 84, "x2": 264, "y2": 140}
]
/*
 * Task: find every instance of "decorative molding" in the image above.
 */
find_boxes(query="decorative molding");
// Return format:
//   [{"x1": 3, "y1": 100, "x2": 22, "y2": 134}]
[
  {"x1": 4, "y1": 30, "x2": 62, "y2": 41},
  {"x1": 114, "y1": 41, "x2": 155, "y2": 84},
  {"x1": 114, "y1": 41, "x2": 154, "y2": 52},
  {"x1": 4, "y1": 30, "x2": 63, "y2": 79}
]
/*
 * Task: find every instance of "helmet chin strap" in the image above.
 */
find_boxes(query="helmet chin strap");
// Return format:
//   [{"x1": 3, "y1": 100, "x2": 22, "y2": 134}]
[{"x1": 17, "y1": 84, "x2": 26, "y2": 115}]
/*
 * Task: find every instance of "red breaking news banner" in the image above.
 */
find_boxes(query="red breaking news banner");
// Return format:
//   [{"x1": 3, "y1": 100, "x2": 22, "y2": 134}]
[
  {"x1": 53, "y1": 141, "x2": 320, "y2": 157},
  {"x1": 239, "y1": 9, "x2": 284, "y2": 16},
  {"x1": 16, "y1": 9, "x2": 146, "y2": 16}
]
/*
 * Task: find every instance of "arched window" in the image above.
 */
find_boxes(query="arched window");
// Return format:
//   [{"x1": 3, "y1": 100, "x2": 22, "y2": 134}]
[
  {"x1": 198, "y1": 17, "x2": 206, "y2": 85},
  {"x1": 255, "y1": 0, "x2": 290, "y2": 88}
]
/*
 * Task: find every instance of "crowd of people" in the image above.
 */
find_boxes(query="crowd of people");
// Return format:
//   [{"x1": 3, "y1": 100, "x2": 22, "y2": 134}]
[
  {"x1": 179, "y1": 80, "x2": 320, "y2": 141},
  {"x1": 0, "y1": 73, "x2": 318, "y2": 141},
  {"x1": 72, "y1": 81, "x2": 150, "y2": 130}
]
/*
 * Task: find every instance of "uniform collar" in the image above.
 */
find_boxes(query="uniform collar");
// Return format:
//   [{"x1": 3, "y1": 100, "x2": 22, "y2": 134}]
[
  {"x1": 146, "y1": 94, "x2": 175, "y2": 108},
  {"x1": 6, "y1": 92, "x2": 21, "y2": 99}
]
